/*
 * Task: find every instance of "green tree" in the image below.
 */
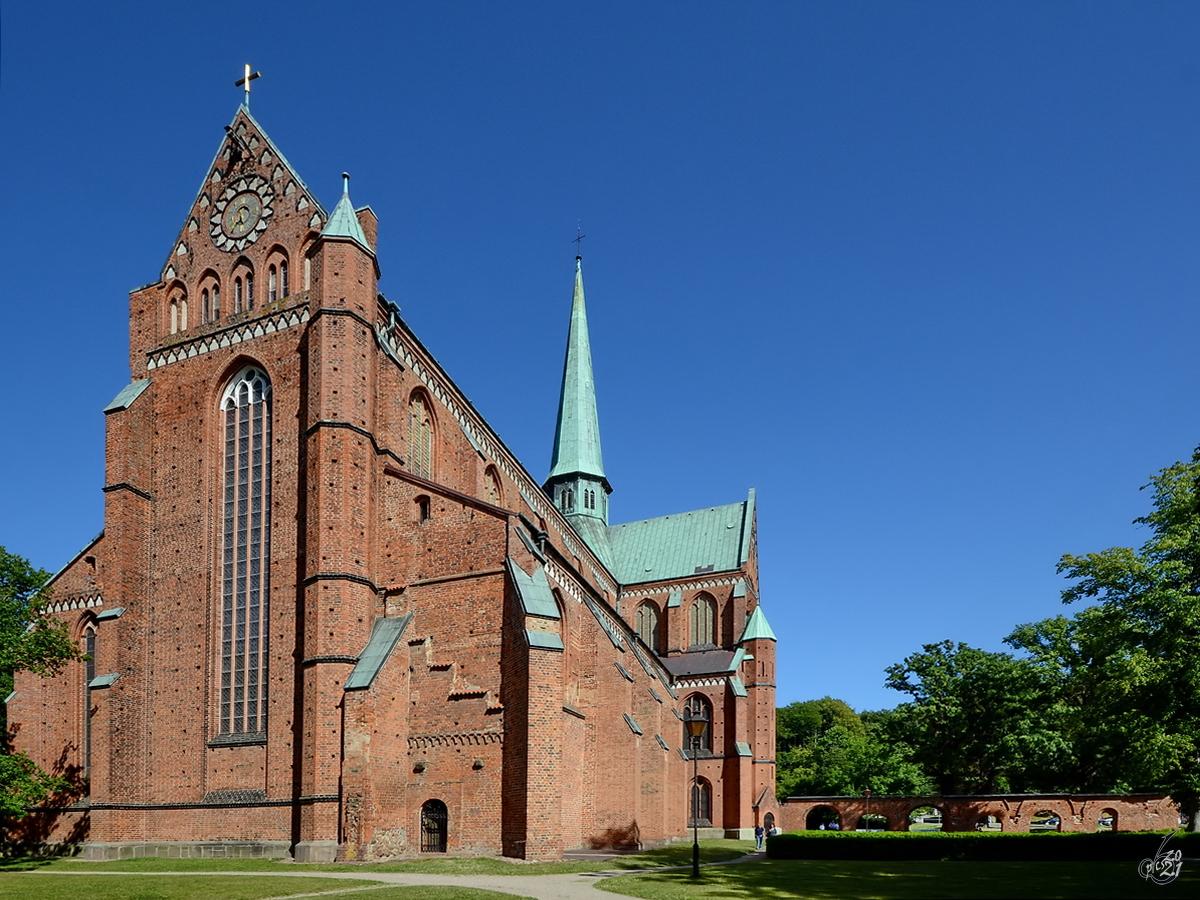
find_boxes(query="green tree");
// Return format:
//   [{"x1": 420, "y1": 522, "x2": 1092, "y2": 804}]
[
  {"x1": 883, "y1": 641, "x2": 1071, "y2": 793},
  {"x1": 1050, "y1": 449, "x2": 1200, "y2": 830},
  {"x1": 776, "y1": 698, "x2": 932, "y2": 799},
  {"x1": 0, "y1": 546, "x2": 80, "y2": 817}
]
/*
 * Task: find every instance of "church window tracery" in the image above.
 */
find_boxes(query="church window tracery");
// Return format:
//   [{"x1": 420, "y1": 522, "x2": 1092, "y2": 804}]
[
  {"x1": 82, "y1": 623, "x2": 96, "y2": 780},
  {"x1": 636, "y1": 601, "x2": 660, "y2": 652},
  {"x1": 409, "y1": 393, "x2": 434, "y2": 480},
  {"x1": 690, "y1": 777, "x2": 713, "y2": 827},
  {"x1": 219, "y1": 366, "x2": 272, "y2": 736},
  {"x1": 683, "y1": 693, "x2": 713, "y2": 756},
  {"x1": 688, "y1": 594, "x2": 717, "y2": 649}
]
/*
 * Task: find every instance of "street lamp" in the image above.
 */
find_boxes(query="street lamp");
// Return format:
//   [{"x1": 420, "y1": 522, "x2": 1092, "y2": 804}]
[
  {"x1": 863, "y1": 788, "x2": 872, "y2": 832},
  {"x1": 684, "y1": 705, "x2": 709, "y2": 878}
]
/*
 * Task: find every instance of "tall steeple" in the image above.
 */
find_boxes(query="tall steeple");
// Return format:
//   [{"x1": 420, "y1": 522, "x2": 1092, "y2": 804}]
[{"x1": 546, "y1": 256, "x2": 612, "y2": 525}]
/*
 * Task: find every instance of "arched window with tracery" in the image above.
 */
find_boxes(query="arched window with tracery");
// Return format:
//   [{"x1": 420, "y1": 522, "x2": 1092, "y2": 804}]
[
  {"x1": 682, "y1": 693, "x2": 713, "y2": 755},
  {"x1": 636, "y1": 601, "x2": 660, "y2": 652},
  {"x1": 82, "y1": 623, "x2": 96, "y2": 780},
  {"x1": 219, "y1": 366, "x2": 272, "y2": 736},
  {"x1": 688, "y1": 594, "x2": 717, "y2": 649},
  {"x1": 690, "y1": 778, "x2": 713, "y2": 827},
  {"x1": 409, "y1": 393, "x2": 433, "y2": 479}
]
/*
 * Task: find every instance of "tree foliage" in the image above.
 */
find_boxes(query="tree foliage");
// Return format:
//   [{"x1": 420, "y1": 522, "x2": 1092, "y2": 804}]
[
  {"x1": 1047, "y1": 450, "x2": 1200, "y2": 829},
  {"x1": 0, "y1": 546, "x2": 79, "y2": 818},
  {"x1": 883, "y1": 641, "x2": 1071, "y2": 794},
  {"x1": 776, "y1": 698, "x2": 932, "y2": 799}
]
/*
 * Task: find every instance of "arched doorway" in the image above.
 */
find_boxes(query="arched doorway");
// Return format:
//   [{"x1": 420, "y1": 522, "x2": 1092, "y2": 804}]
[
  {"x1": 764, "y1": 812, "x2": 776, "y2": 834},
  {"x1": 1097, "y1": 808, "x2": 1117, "y2": 832},
  {"x1": 421, "y1": 799, "x2": 448, "y2": 852},
  {"x1": 806, "y1": 806, "x2": 840, "y2": 831}
]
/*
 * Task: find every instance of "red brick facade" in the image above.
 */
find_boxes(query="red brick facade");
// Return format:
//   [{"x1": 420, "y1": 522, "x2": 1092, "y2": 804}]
[{"x1": 8, "y1": 105, "x2": 777, "y2": 860}]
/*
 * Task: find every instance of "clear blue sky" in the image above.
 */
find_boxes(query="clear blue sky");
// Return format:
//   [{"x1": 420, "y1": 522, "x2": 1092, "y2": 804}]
[{"x1": 3, "y1": 1, "x2": 1200, "y2": 712}]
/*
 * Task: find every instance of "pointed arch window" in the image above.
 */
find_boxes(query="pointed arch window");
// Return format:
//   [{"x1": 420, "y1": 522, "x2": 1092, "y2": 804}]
[
  {"x1": 219, "y1": 366, "x2": 272, "y2": 736},
  {"x1": 82, "y1": 624, "x2": 96, "y2": 780},
  {"x1": 689, "y1": 595, "x2": 717, "y2": 649},
  {"x1": 409, "y1": 393, "x2": 433, "y2": 480},
  {"x1": 636, "y1": 601, "x2": 660, "y2": 653},
  {"x1": 690, "y1": 778, "x2": 713, "y2": 827},
  {"x1": 280, "y1": 261, "x2": 289, "y2": 298},
  {"x1": 212, "y1": 284, "x2": 221, "y2": 319},
  {"x1": 485, "y1": 467, "x2": 502, "y2": 506},
  {"x1": 202, "y1": 289, "x2": 211, "y2": 324},
  {"x1": 683, "y1": 693, "x2": 713, "y2": 755},
  {"x1": 169, "y1": 299, "x2": 179, "y2": 334},
  {"x1": 268, "y1": 265, "x2": 277, "y2": 303},
  {"x1": 245, "y1": 273, "x2": 254, "y2": 309},
  {"x1": 235, "y1": 277, "x2": 243, "y2": 314}
]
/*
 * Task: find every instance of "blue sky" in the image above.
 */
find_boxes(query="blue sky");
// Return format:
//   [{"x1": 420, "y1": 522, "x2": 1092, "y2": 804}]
[{"x1": 3, "y1": 1, "x2": 1200, "y2": 712}]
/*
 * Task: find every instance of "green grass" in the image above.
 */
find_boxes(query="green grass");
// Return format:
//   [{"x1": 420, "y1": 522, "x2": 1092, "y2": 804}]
[
  {"x1": 0, "y1": 879, "x2": 532, "y2": 900},
  {"x1": 0, "y1": 874, "x2": 377, "y2": 900},
  {"x1": 595, "y1": 858, "x2": 1200, "y2": 899},
  {"x1": 1, "y1": 839, "x2": 751, "y2": 876}
]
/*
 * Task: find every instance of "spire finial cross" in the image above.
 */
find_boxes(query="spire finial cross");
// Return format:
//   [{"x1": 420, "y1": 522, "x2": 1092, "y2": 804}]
[
  {"x1": 573, "y1": 222, "x2": 585, "y2": 258},
  {"x1": 235, "y1": 64, "x2": 262, "y2": 109}
]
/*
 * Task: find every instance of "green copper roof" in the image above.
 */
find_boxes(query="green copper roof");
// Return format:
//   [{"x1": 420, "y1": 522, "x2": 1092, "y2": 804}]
[
  {"x1": 321, "y1": 173, "x2": 372, "y2": 253},
  {"x1": 548, "y1": 258, "x2": 606, "y2": 483},
  {"x1": 605, "y1": 493, "x2": 754, "y2": 584},
  {"x1": 104, "y1": 378, "x2": 151, "y2": 413},
  {"x1": 738, "y1": 605, "x2": 778, "y2": 643},
  {"x1": 345, "y1": 614, "x2": 412, "y2": 690},
  {"x1": 506, "y1": 558, "x2": 560, "y2": 619}
]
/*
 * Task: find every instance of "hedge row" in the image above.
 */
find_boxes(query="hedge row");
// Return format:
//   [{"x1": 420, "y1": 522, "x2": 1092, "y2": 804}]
[{"x1": 766, "y1": 829, "x2": 1200, "y2": 862}]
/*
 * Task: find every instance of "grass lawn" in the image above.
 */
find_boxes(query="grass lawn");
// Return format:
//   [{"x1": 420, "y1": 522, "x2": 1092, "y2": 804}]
[
  {"x1": 595, "y1": 858, "x2": 1200, "y2": 899},
  {"x1": 0, "y1": 840, "x2": 751, "y2": 877},
  {"x1": 0, "y1": 879, "x2": 531, "y2": 900}
]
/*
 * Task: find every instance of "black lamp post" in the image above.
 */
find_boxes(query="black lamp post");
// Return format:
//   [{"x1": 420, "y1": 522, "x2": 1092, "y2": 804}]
[
  {"x1": 684, "y1": 706, "x2": 709, "y2": 878},
  {"x1": 863, "y1": 788, "x2": 872, "y2": 831}
]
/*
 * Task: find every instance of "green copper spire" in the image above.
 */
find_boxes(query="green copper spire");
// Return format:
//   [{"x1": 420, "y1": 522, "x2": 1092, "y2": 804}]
[
  {"x1": 546, "y1": 256, "x2": 611, "y2": 525},
  {"x1": 321, "y1": 172, "x2": 372, "y2": 253}
]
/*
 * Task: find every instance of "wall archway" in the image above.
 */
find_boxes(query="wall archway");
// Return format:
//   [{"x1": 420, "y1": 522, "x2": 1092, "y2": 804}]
[
  {"x1": 908, "y1": 805, "x2": 944, "y2": 832},
  {"x1": 1096, "y1": 808, "x2": 1118, "y2": 832},
  {"x1": 420, "y1": 799, "x2": 448, "y2": 852},
  {"x1": 806, "y1": 806, "x2": 841, "y2": 831}
]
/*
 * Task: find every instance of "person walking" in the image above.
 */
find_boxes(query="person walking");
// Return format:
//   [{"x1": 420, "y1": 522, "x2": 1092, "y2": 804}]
[{"x1": 754, "y1": 824, "x2": 765, "y2": 850}]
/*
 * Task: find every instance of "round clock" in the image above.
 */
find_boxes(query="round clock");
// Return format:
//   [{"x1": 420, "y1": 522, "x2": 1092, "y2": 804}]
[
  {"x1": 222, "y1": 192, "x2": 263, "y2": 238},
  {"x1": 209, "y1": 175, "x2": 275, "y2": 252}
]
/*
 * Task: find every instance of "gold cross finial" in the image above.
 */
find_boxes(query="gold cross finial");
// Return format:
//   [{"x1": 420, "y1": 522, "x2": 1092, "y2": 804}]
[{"x1": 235, "y1": 64, "x2": 262, "y2": 109}]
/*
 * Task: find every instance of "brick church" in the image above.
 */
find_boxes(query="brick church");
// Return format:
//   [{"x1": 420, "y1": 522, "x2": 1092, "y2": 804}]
[{"x1": 10, "y1": 96, "x2": 779, "y2": 861}]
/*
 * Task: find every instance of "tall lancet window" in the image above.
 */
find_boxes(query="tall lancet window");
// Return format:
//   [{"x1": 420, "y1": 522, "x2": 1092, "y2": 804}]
[
  {"x1": 219, "y1": 366, "x2": 272, "y2": 735},
  {"x1": 409, "y1": 393, "x2": 433, "y2": 479}
]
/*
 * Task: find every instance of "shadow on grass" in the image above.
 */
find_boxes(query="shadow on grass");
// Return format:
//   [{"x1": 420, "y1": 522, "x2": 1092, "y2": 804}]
[{"x1": 594, "y1": 858, "x2": 1200, "y2": 900}]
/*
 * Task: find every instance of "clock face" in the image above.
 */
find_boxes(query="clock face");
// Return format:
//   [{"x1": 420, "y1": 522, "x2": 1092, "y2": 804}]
[
  {"x1": 222, "y1": 192, "x2": 262, "y2": 238},
  {"x1": 209, "y1": 175, "x2": 275, "y2": 252}
]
